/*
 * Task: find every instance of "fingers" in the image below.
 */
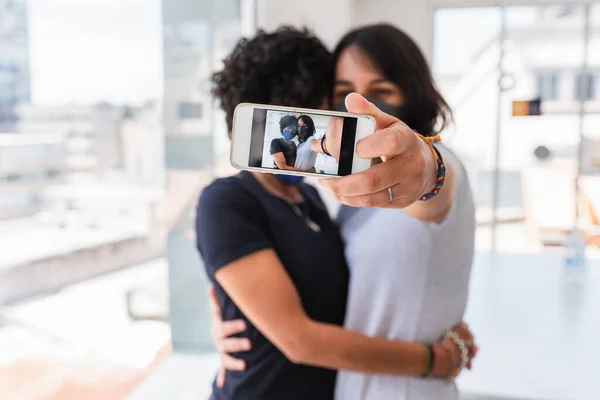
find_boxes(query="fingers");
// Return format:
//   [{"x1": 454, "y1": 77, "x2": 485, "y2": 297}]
[
  {"x1": 355, "y1": 124, "x2": 414, "y2": 160},
  {"x1": 345, "y1": 92, "x2": 398, "y2": 130},
  {"x1": 318, "y1": 157, "x2": 424, "y2": 208},
  {"x1": 216, "y1": 367, "x2": 226, "y2": 388},
  {"x1": 222, "y1": 353, "x2": 246, "y2": 371},
  {"x1": 467, "y1": 345, "x2": 479, "y2": 369},
  {"x1": 319, "y1": 156, "x2": 405, "y2": 198},
  {"x1": 217, "y1": 319, "x2": 247, "y2": 340},
  {"x1": 208, "y1": 286, "x2": 221, "y2": 317},
  {"x1": 219, "y1": 336, "x2": 252, "y2": 353},
  {"x1": 321, "y1": 181, "x2": 416, "y2": 208},
  {"x1": 216, "y1": 353, "x2": 247, "y2": 388},
  {"x1": 450, "y1": 322, "x2": 478, "y2": 366},
  {"x1": 451, "y1": 322, "x2": 474, "y2": 342}
]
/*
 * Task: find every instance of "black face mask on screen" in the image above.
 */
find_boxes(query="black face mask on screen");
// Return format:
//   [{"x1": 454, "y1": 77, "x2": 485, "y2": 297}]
[
  {"x1": 298, "y1": 125, "x2": 311, "y2": 142},
  {"x1": 332, "y1": 96, "x2": 407, "y2": 122}
]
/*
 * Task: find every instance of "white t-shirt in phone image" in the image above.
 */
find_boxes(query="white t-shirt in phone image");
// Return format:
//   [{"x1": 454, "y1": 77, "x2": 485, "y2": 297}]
[{"x1": 294, "y1": 134, "x2": 318, "y2": 171}]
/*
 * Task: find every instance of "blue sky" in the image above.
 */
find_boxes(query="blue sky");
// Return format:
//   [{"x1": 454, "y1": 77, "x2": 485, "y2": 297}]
[{"x1": 28, "y1": 0, "x2": 162, "y2": 105}]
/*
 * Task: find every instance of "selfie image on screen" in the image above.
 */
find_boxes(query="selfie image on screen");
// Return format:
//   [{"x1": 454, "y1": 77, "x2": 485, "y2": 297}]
[{"x1": 248, "y1": 109, "x2": 357, "y2": 176}]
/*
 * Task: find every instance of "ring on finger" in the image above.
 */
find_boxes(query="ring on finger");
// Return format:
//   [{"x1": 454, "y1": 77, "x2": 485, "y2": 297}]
[{"x1": 387, "y1": 187, "x2": 394, "y2": 203}]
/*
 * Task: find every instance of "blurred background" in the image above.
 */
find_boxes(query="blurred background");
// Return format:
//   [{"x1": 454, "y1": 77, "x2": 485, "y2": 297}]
[{"x1": 0, "y1": 0, "x2": 599, "y2": 399}]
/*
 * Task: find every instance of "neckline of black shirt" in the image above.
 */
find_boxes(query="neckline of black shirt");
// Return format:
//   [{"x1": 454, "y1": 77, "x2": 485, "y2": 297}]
[{"x1": 239, "y1": 170, "x2": 306, "y2": 206}]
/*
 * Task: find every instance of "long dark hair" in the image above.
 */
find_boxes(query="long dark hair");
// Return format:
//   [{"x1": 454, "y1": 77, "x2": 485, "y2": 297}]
[
  {"x1": 297, "y1": 114, "x2": 315, "y2": 142},
  {"x1": 332, "y1": 24, "x2": 452, "y2": 137}
]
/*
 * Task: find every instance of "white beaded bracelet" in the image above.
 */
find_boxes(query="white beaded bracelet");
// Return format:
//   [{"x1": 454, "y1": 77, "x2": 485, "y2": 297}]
[{"x1": 444, "y1": 331, "x2": 470, "y2": 376}]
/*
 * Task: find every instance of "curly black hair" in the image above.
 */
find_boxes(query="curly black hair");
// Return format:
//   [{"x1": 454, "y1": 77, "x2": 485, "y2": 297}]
[
  {"x1": 212, "y1": 26, "x2": 333, "y2": 136},
  {"x1": 279, "y1": 115, "x2": 298, "y2": 134}
]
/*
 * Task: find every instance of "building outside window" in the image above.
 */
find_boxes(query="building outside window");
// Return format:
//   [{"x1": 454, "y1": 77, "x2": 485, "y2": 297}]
[
  {"x1": 536, "y1": 72, "x2": 559, "y2": 101},
  {"x1": 178, "y1": 102, "x2": 203, "y2": 119},
  {"x1": 574, "y1": 72, "x2": 597, "y2": 100}
]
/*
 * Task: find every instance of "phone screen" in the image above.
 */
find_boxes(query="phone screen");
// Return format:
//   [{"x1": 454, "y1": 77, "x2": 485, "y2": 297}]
[{"x1": 248, "y1": 109, "x2": 358, "y2": 176}]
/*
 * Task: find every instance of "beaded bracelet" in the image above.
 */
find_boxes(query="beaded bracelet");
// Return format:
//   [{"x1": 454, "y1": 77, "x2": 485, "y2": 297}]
[
  {"x1": 443, "y1": 330, "x2": 470, "y2": 378},
  {"x1": 417, "y1": 134, "x2": 446, "y2": 201}
]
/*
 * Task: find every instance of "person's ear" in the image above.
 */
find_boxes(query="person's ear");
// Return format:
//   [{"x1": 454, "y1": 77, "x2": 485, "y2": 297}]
[{"x1": 320, "y1": 97, "x2": 330, "y2": 110}]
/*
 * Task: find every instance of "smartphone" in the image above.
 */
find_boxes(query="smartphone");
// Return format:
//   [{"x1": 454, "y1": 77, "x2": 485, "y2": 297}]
[{"x1": 230, "y1": 103, "x2": 375, "y2": 178}]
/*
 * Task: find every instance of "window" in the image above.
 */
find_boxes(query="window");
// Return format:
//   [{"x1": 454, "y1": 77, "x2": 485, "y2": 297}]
[
  {"x1": 574, "y1": 73, "x2": 596, "y2": 100},
  {"x1": 535, "y1": 72, "x2": 559, "y2": 100},
  {"x1": 178, "y1": 102, "x2": 203, "y2": 120}
]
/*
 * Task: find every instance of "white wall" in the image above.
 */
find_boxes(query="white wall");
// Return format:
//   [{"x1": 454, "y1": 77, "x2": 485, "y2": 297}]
[
  {"x1": 256, "y1": 0, "x2": 433, "y2": 57},
  {"x1": 258, "y1": 0, "x2": 599, "y2": 61},
  {"x1": 257, "y1": 0, "x2": 353, "y2": 49},
  {"x1": 353, "y1": 0, "x2": 433, "y2": 60}
]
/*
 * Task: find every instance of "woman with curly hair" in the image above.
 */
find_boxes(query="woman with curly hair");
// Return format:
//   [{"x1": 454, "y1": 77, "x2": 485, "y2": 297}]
[
  {"x1": 270, "y1": 114, "x2": 299, "y2": 170},
  {"x1": 197, "y1": 26, "x2": 475, "y2": 400}
]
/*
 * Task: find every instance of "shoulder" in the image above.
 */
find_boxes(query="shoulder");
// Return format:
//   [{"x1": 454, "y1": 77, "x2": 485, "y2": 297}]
[
  {"x1": 270, "y1": 138, "x2": 285, "y2": 151},
  {"x1": 200, "y1": 175, "x2": 243, "y2": 202},
  {"x1": 198, "y1": 175, "x2": 259, "y2": 214}
]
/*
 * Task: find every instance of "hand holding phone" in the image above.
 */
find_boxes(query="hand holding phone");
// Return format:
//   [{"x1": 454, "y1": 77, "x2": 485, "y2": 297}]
[
  {"x1": 230, "y1": 103, "x2": 375, "y2": 178},
  {"x1": 317, "y1": 93, "x2": 443, "y2": 210}
]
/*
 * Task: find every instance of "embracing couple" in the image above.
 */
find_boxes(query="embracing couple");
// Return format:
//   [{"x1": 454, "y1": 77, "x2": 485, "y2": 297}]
[
  {"x1": 197, "y1": 23, "x2": 477, "y2": 400},
  {"x1": 270, "y1": 113, "x2": 323, "y2": 173}
]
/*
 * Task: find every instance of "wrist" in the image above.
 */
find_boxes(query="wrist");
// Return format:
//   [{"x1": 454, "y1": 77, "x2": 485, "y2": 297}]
[
  {"x1": 320, "y1": 135, "x2": 331, "y2": 156},
  {"x1": 418, "y1": 137, "x2": 438, "y2": 194},
  {"x1": 416, "y1": 134, "x2": 446, "y2": 202},
  {"x1": 421, "y1": 343, "x2": 434, "y2": 378},
  {"x1": 431, "y1": 344, "x2": 456, "y2": 379}
]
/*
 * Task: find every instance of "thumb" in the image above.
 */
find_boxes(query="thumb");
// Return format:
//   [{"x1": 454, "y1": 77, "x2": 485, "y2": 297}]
[{"x1": 345, "y1": 92, "x2": 398, "y2": 130}]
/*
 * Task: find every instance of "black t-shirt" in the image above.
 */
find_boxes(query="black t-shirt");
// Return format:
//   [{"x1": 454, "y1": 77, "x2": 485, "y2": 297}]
[
  {"x1": 269, "y1": 138, "x2": 297, "y2": 167},
  {"x1": 195, "y1": 171, "x2": 349, "y2": 400}
]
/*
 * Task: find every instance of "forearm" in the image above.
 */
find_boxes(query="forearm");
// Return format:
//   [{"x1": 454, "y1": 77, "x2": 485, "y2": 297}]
[
  {"x1": 215, "y1": 250, "x2": 438, "y2": 377},
  {"x1": 291, "y1": 320, "x2": 426, "y2": 376},
  {"x1": 310, "y1": 139, "x2": 323, "y2": 154},
  {"x1": 272, "y1": 154, "x2": 289, "y2": 170}
]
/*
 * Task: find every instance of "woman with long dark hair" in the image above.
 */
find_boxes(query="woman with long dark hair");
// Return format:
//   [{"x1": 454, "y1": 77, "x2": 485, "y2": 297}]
[
  {"x1": 207, "y1": 24, "x2": 477, "y2": 400},
  {"x1": 294, "y1": 114, "x2": 319, "y2": 172},
  {"x1": 320, "y1": 26, "x2": 475, "y2": 400}
]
